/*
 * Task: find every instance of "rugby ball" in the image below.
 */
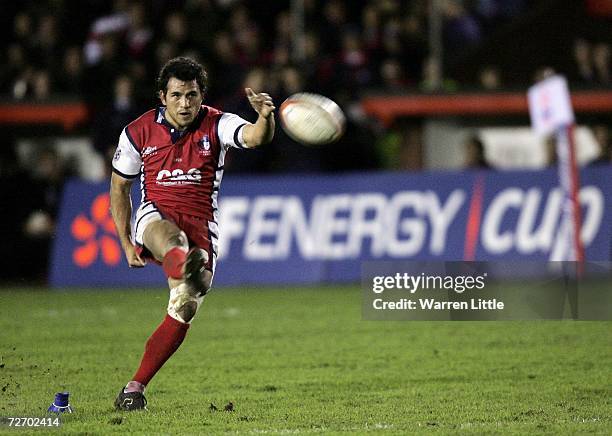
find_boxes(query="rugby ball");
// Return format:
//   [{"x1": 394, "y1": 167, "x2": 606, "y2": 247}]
[{"x1": 279, "y1": 93, "x2": 346, "y2": 145}]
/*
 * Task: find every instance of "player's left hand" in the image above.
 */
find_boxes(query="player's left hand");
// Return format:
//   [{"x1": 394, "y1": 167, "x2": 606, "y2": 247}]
[
  {"x1": 124, "y1": 243, "x2": 146, "y2": 268},
  {"x1": 245, "y1": 88, "x2": 275, "y2": 119}
]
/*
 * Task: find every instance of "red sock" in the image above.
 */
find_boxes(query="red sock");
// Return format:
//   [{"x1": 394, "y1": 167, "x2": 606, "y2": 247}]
[
  {"x1": 162, "y1": 247, "x2": 187, "y2": 279},
  {"x1": 132, "y1": 314, "x2": 190, "y2": 386}
]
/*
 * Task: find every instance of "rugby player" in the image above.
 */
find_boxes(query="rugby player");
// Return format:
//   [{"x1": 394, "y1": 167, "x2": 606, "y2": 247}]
[{"x1": 110, "y1": 56, "x2": 275, "y2": 410}]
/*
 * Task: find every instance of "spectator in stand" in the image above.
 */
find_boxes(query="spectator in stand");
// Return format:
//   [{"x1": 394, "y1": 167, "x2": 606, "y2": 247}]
[
  {"x1": 0, "y1": 139, "x2": 35, "y2": 281},
  {"x1": 3, "y1": 145, "x2": 71, "y2": 281},
  {"x1": 184, "y1": 0, "x2": 222, "y2": 53},
  {"x1": 278, "y1": 65, "x2": 303, "y2": 97},
  {"x1": 229, "y1": 5, "x2": 264, "y2": 69},
  {"x1": 571, "y1": 38, "x2": 595, "y2": 85},
  {"x1": 11, "y1": 65, "x2": 33, "y2": 100},
  {"x1": 223, "y1": 67, "x2": 275, "y2": 173},
  {"x1": 464, "y1": 135, "x2": 491, "y2": 169},
  {"x1": 24, "y1": 147, "x2": 66, "y2": 239},
  {"x1": 84, "y1": 0, "x2": 130, "y2": 67},
  {"x1": 319, "y1": 0, "x2": 348, "y2": 55},
  {"x1": 380, "y1": 16, "x2": 404, "y2": 60},
  {"x1": 31, "y1": 69, "x2": 52, "y2": 101},
  {"x1": 401, "y1": 12, "x2": 427, "y2": 83},
  {"x1": 442, "y1": 0, "x2": 482, "y2": 55},
  {"x1": 479, "y1": 65, "x2": 502, "y2": 90},
  {"x1": 11, "y1": 11, "x2": 34, "y2": 53},
  {"x1": 56, "y1": 46, "x2": 85, "y2": 95},
  {"x1": 379, "y1": 58, "x2": 408, "y2": 91},
  {"x1": 273, "y1": 10, "x2": 293, "y2": 62},
  {"x1": 28, "y1": 147, "x2": 72, "y2": 276},
  {"x1": 301, "y1": 30, "x2": 340, "y2": 96},
  {"x1": 84, "y1": 33, "x2": 124, "y2": 107},
  {"x1": 0, "y1": 44, "x2": 27, "y2": 95},
  {"x1": 588, "y1": 125, "x2": 611, "y2": 165},
  {"x1": 271, "y1": 44, "x2": 291, "y2": 71},
  {"x1": 9, "y1": 66, "x2": 53, "y2": 101},
  {"x1": 361, "y1": 4, "x2": 381, "y2": 53},
  {"x1": 92, "y1": 74, "x2": 144, "y2": 175},
  {"x1": 31, "y1": 14, "x2": 62, "y2": 74},
  {"x1": 592, "y1": 42, "x2": 610, "y2": 85},
  {"x1": 533, "y1": 66, "x2": 556, "y2": 83},
  {"x1": 206, "y1": 31, "x2": 243, "y2": 106},
  {"x1": 125, "y1": 1, "x2": 153, "y2": 62},
  {"x1": 420, "y1": 56, "x2": 458, "y2": 92},
  {"x1": 154, "y1": 40, "x2": 179, "y2": 75},
  {"x1": 338, "y1": 30, "x2": 372, "y2": 92},
  {"x1": 476, "y1": 0, "x2": 526, "y2": 33},
  {"x1": 164, "y1": 12, "x2": 193, "y2": 55}
]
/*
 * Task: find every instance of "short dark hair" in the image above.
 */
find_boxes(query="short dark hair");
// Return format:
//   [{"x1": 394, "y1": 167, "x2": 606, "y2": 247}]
[{"x1": 156, "y1": 56, "x2": 208, "y2": 95}]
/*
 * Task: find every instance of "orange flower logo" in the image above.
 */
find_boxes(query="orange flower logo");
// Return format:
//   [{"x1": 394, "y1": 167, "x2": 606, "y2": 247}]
[{"x1": 71, "y1": 193, "x2": 121, "y2": 268}]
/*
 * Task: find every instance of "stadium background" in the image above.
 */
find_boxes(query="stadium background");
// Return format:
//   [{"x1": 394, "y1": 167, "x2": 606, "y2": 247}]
[
  {"x1": 1, "y1": 0, "x2": 611, "y2": 283},
  {"x1": 0, "y1": 1, "x2": 611, "y2": 433}
]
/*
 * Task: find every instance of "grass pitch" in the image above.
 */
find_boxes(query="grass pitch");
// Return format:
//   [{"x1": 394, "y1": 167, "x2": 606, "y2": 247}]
[{"x1": 0, "y1": 285, "x2": 610, "y2": 435}]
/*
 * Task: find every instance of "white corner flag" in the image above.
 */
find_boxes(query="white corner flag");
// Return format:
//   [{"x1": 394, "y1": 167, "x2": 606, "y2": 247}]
[{"x1": 528, "y1": 75, "x2": 583, "y2": 263}]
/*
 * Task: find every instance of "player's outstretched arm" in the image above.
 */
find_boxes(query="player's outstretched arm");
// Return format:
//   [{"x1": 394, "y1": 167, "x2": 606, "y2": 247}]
[
  {"x1": 110, "y1": 172, "x2": 145, "y2": 268},
  {"x1": 242, "y1": 87, "x2": 275, "y2": 148}
]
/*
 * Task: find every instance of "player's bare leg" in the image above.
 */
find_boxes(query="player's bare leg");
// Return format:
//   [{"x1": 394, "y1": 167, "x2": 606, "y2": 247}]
[
  {"x1": 142, "y1": 219, "x2": 212, "y2": 322},
  {"x1": 116, "y1": 219, "x2": 212, "y2": 411},
  {"x1": 143, "y1": 220, "x2": 189, "y2": 280}
]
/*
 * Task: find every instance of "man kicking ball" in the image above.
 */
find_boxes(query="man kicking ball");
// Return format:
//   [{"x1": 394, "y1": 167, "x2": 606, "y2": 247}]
[{"x1": 110, "y1": 56, "x2": 275, "y2": 410}]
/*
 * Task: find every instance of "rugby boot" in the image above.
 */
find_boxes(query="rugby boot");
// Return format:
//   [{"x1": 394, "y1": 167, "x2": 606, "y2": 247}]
[{"x1": 114, "y1": 389, "x2": 147, "y2": 411}]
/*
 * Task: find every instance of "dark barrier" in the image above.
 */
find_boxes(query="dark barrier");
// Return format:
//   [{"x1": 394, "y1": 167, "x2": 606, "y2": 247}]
[{"x1": 50, "y1": 167, "x2": 612, "y2": 287}]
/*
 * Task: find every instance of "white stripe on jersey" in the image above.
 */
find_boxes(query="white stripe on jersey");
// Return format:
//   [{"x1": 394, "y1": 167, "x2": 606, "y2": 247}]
[
  {"x1": 112, "y1": 128, "x2": 142, "y2": 176},
  {"x1": 218, "y1": 113, "x2": 248, "y2": 149},
  {"x1": 208, "y1": 221, "x2": 219, "y2": 253}
]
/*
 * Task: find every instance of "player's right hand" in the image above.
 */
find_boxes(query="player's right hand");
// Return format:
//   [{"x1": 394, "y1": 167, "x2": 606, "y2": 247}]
[{"x1": 124, "y1": 244, "x2": 146, "y2": 268}]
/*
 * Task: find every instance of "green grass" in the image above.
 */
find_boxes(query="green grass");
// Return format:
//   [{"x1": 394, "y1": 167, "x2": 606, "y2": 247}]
[{"x1": 0, "y1": 285, "x2": 610, "y2": 435}]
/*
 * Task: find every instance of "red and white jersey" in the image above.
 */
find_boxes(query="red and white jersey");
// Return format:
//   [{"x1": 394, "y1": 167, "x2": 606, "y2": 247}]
[{"x1": 112, "y1": 105, "x2": 249, "y2": 223}]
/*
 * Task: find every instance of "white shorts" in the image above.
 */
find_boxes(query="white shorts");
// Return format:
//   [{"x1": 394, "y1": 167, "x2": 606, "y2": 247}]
[{"x1": 133, "y1": 201, "x2": 163, "y2": 246}]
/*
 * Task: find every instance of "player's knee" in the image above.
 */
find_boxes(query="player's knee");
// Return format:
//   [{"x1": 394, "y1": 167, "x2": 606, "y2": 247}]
[
  {"x1": 167, "y1": 283, "x2": 204, "y2": 324},
  {"x1": 168, "y1": 230, "x2": 188, "y2": 251}
]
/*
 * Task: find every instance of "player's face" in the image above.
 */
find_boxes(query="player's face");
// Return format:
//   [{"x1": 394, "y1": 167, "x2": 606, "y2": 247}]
[{"x1": 159, "y1": 78, "x2": 203, "y2": 130}]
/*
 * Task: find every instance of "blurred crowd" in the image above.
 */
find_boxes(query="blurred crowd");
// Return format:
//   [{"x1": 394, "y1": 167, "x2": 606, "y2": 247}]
[
  {"x1": 0, "y1": 0, "x2": 541, "y2": 174},
  {"x1": 1, "y1": 0, "x2": 534, "y2": 100},
  {"x1": 2, "y1": 1, "x2": 611, "y2": 171}
]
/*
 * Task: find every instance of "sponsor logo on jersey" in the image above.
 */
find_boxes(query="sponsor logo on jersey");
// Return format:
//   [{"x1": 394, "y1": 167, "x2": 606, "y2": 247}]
[
  {"x1": 156, "y1": 168, "x2": 202, "y2": 185},
  {"x1": 142, "y1": 146, "x2": 158, "y2": 157},
  {"x1": 113, "y1": 148, "x2": 121, "y2": 161}
]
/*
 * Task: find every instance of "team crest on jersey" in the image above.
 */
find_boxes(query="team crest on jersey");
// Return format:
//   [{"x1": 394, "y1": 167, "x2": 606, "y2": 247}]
[
  {"x1": 200, "y1": 135, "x2": 211, "y2": 150},
  {"x1": 198, "y1": 135, "x2": 211, "y2": 156}
]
